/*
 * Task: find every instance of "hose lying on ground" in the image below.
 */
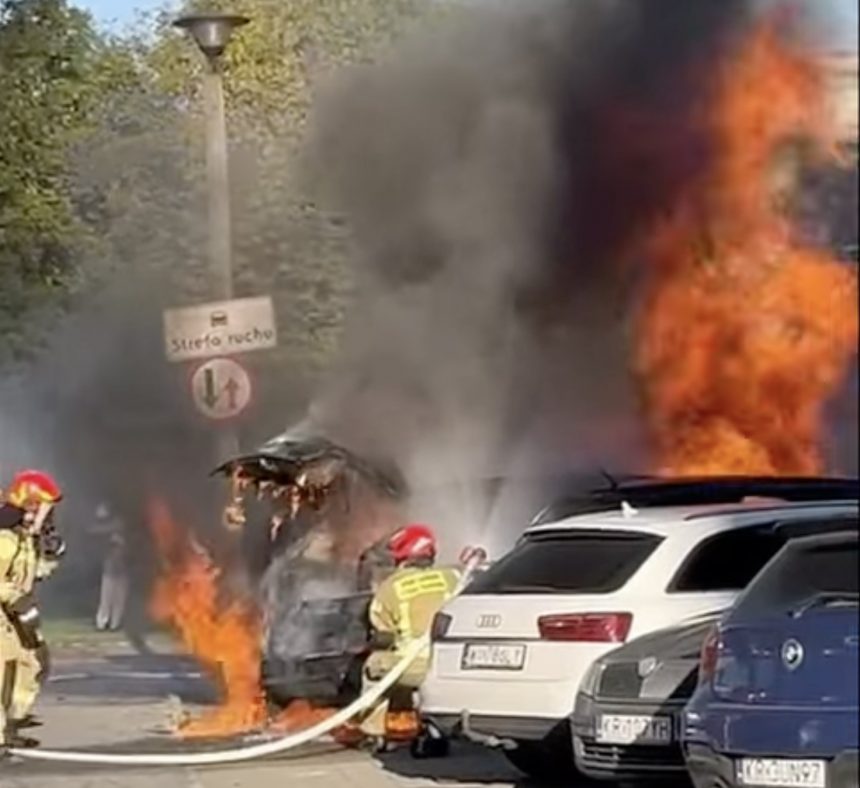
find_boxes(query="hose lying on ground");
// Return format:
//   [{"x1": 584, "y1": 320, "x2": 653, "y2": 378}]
[{"x1": 10, "y1": 560, "x2": 480, "y2": 766}]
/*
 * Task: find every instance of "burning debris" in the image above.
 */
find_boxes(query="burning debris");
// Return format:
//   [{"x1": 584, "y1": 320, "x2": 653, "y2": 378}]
[
  {"x1": 215, "y1": 433, "x2": 406, "y2": 549},
  {"x1": 148, "y1": 497, "x2": 267, "y2": 738}
]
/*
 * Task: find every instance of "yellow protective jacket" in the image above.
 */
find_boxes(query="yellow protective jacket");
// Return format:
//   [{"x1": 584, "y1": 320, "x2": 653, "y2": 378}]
[
  {"x1": 369, "y1": 565, "x2": 460, "y2": 655},
  {"x1": 0, "y1": 527, "x2": 39, "y2": 607}
]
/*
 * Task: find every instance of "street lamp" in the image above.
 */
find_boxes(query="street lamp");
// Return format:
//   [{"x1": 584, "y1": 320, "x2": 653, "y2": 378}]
[
  {"x1": 173, "y1": 11, "x2": 249, "y2": 301},
  {"x1": 174, "y1": 11, "x2": 250, "y2": 462},
  {"x1": 174, "y1": 12, "x2": 250, "y2": 65}
]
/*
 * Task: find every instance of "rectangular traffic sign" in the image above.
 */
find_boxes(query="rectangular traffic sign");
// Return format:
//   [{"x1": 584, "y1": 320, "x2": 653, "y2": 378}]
[{"x1": 163, "y1": 296, "x2": 277, "y2": 362}]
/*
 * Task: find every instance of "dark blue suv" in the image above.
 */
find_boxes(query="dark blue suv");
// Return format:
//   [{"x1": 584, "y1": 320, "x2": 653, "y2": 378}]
[{"x1": 683, "y1": 527, "x2": 859, "y2": 788}]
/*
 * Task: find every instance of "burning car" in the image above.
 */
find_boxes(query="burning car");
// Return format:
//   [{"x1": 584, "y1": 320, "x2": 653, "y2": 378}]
[
  {"x1": 211, "y1": 429, "x2": 574, "y2": 712},
  {"x1": 213, "y1": 432, "x2": 407, "y2": 709}
]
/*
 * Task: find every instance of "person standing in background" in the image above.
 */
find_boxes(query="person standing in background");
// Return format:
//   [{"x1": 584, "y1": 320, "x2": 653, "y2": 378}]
[{"x1": 91, "y1": 503, "x2": 128, "y2": 632}]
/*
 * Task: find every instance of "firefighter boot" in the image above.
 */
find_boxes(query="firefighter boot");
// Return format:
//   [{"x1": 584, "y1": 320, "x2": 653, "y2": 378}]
[
  {"x1": 4, "y1": 721, "x2": 39, "y2": 748},
  {"x1": 410, "y1": 719, "x2": 450, "y2": 759},
  {"x1": 14, "y1": 713, "x2": 42, "y2": 729}
]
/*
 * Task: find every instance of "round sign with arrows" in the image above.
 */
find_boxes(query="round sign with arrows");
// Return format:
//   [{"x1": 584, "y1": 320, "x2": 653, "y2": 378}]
[{"x1": 190, "y1": 357, "x2": 252, "y2": 420}]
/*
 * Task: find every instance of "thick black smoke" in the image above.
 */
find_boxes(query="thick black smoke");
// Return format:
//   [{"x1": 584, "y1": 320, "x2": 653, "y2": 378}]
[
  {"x1": 300, "y1": 0, "x2": 754, "y2": 549},
  {"x1": 2, "y1": 0, "x2": 851, "y2": 612}
]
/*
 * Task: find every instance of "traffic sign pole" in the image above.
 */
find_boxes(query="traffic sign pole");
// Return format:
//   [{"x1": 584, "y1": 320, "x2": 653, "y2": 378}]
[{"x1": 217, "y1": 429, "x2": 240, "y2": 465}]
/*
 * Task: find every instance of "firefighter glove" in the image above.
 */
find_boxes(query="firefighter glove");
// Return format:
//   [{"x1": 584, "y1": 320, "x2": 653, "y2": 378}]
[
  {"x1": 9, "y1": 594, "x2": 42, "y2": 649},
  {"x1": 39, "y1": 530, "x2": 66, "y2": 560},
  {"x1": 35, "y1": 642, "x2": 51, "y2": 683}
]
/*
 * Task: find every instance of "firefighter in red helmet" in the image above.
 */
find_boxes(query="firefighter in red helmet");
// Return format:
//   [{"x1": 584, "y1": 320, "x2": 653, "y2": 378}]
[
  {"x1": 357, "y1": 523, "x2": 460, "y2": 742},
  {"x1": 0, "y1": 470, "x2": 66, "y2": 750}
]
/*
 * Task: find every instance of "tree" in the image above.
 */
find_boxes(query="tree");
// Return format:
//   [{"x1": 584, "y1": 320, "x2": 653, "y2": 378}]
[{"x1": 0, "y1": 0, "x2": 125, "y2": 359}]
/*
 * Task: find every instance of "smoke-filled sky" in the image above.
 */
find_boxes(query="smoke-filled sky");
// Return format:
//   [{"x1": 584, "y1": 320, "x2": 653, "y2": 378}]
[{"x1": 76, "y1": 0, "x2": 860, "y2": 50}]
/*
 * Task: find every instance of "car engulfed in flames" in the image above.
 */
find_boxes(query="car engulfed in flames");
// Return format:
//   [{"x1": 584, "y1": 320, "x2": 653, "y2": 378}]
[{"x1": 144, "y1": 432, "x2": 409, "y2": 740}]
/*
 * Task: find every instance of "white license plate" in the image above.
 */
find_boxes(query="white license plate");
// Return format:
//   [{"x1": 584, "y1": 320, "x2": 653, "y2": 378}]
[
  {"x1": 461, "y1": 643, "x2": 526, "y2": 670},
  {"x1": 737, "y1": 758, "x2": 827, "y2": 788},
  {"x1": 595, "y1": 714, "x2": 673, "y2": 745}
]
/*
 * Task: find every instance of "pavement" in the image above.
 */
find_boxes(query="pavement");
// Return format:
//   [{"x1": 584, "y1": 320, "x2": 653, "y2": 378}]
[{"x1": 0, "y1": 633, "x2": 540, "y2": 788}]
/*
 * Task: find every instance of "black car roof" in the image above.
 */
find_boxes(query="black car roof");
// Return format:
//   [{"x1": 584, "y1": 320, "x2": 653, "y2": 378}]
[
  {"x1": 785, "y1": 528, "x2": 859, "y2": 549},
  {"x1": 532, "y1": 476, "x2": 859, "y2": 525}
]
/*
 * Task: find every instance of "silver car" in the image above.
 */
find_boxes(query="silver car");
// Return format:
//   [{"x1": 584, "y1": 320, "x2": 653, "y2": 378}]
[{"x1": 571, "y1": 613, "x2": 722, "y2": 785}]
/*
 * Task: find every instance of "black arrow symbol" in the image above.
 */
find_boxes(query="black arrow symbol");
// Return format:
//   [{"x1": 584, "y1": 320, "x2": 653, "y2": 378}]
[{"x1": 202, "y1": 368, "x2": 219, "y2": 408}]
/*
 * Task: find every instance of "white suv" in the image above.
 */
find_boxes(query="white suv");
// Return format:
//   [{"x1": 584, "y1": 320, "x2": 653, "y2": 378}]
[{"x1": 420, "y1": 477, "x2": 859, "y2": 779}]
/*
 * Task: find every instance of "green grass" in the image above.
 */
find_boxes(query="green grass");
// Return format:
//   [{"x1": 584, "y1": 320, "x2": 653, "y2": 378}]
[
  {"x1": 41, "y1": 617, "x2": 106, "y2": 641},
  {"x1": 41, "y1": 617, "x2": 173, "y2": 649}
]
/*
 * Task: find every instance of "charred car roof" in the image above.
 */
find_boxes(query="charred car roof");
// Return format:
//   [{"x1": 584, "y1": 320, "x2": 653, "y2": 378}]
[{"x1": 213, "y1": 434, "x2": 407, "y2": 498}]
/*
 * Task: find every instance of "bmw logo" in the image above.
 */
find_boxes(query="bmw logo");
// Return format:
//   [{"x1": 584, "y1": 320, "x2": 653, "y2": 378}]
[{"x1": 781, "y1": 638, "x2": 804, "y2": 670}]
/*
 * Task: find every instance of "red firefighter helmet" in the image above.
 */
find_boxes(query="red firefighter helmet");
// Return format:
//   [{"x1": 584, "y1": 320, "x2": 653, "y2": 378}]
[
  {"x1": 6, "y1": 470, "x2": 63, "y2": 508},
  {"x1": 388, "y1": 523, "x2": 437, "y2": 564}
]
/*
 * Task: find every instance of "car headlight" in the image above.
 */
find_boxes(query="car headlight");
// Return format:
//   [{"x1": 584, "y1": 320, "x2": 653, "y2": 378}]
[{"x1": 579, "y1": 660, "x2": 602, "y2": 697}]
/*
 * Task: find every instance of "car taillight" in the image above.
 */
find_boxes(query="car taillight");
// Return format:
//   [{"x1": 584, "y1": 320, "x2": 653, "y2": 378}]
[
  {"x1": 537, "y1": 612, "x2": 632, "y2": 643},
  {"x1": 431, "y1": 612, "x2": 453, "y2": 641},
  {"x1": 698, "y1": 626, "x2": 719, "y2": 683}
]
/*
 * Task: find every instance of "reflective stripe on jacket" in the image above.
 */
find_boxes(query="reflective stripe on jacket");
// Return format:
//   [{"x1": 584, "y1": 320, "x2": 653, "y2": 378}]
[{"x1": 369, "y1": 566, "x2": 460, "y2": 655}]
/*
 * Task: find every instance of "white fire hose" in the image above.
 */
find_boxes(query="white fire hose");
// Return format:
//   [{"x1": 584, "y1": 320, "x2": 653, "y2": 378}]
[{"x1": 10, "y1": 560, "x2": 481, "y2": 766}]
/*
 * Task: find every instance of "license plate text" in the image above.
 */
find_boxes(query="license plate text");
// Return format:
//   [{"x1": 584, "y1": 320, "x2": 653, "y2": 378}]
[
  {"x1": 596, "y1": 714, "x2": 673, "y2": 745},
  {"x1": 737, "y1": 758, "x2": 827, "y2": 788},
  {"x1": 461, "y1": 643, "x2": 526, "y2": 670}
]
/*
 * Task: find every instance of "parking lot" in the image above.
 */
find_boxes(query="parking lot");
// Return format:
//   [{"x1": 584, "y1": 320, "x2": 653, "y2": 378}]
[
  {"x1": 2, "y1": 644, "x2": 529, "y2": 788},
  {"x1": 6, "y1": 479, "x2": 857, "y2": 788}
]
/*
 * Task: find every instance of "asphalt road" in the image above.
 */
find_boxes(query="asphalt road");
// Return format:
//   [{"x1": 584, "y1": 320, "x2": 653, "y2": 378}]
[{"x1": 0, "y1": 642, "x2": 540, "y2": 788}]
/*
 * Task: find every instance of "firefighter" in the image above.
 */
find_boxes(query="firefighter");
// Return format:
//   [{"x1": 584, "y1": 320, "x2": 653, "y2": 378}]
[
  {"x1": 0, "y1": 470, "x2": 65, "y2": 750},
  {"x1": 358, "y1": 523, "x2": 459, "y2": 743}
]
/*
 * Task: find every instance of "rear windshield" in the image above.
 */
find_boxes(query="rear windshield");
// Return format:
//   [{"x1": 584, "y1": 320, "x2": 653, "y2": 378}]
[
  {"x1": 464, "y1": 530, "x2": 662, "y2": 595},
  {"x1": 734, "y1": 537, "x2": 859, "y2": 617}
]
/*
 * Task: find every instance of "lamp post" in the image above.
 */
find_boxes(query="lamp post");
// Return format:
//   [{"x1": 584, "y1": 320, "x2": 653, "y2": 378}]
[{"x1": 174, "y1": 11, "x2": 250, "y2": 462}]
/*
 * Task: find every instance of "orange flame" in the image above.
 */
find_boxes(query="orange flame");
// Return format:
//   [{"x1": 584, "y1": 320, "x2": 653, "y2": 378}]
[
  {"x1": 637, "y1": 25, "x2": 858, "y2": 476},
  {"x1": 269, "y1": 699, "x2": 336, "y2": 732},
  {"x1": 148, "y1": 498, "x2": 266, "y2": 738}
]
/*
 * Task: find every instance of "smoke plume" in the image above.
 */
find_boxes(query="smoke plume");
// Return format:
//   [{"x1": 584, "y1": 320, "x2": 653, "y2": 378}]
[{"x1": 296, "y1": 0, "x2": 767, "y2": 545}]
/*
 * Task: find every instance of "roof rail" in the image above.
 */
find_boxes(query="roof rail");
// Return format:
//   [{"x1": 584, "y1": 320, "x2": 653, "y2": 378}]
[{"x1": 530, "y1": 476, "x2": 859, "y2": 526}]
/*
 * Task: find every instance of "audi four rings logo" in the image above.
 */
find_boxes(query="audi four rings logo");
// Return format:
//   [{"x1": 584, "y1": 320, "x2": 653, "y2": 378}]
[
  {"x1": 477, "y1": 614, "x2": 502, "y2": 629},
  {"x1": 781, "y1": 638, "x2": 805, "y2": 670}
]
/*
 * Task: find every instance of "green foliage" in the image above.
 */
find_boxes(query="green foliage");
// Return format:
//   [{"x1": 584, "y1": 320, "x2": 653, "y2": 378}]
[
  {"x1": 0, "y1": 0, "x2": 437, "y2": 372},
  {"x1": 0, "y1": 0, "x2": 146, "y2": 359},
  {"x1": 150, "y1": 0, "x2": 429, "y2": 131}
]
